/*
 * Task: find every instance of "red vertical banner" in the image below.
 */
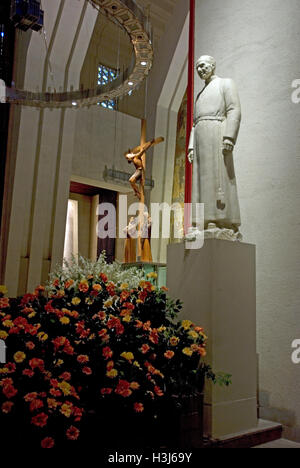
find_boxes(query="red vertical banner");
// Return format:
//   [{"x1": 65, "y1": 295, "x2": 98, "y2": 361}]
[{"x1": 184, "y1": 0, "x2": 195, "y2": 233}]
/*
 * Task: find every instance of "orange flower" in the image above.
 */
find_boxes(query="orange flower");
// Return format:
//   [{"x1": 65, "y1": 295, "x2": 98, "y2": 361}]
[
  {"x1": 41, "y1": 437, "x2": 55, "y2": 448},
  {"x1": 99, "y1": 273, "x2": 108, "y2": 283},
  {"x1": 31, "y1": 412, "x2": 48, "y2": 428},
  {"x1": 135, "y1": 320, "x2": 143, "y2": 329},
  {"x1": 47, "y1": 398, "x2": 60, "y2": 410},
  {"x1": 64, "y1": 279, "x2": 74, "y2": 289},
  {"x1": 1, "y1": 401, "x2": 14, "y2": 414},
  {"x1": 92, "y1": 284, "x2": 102, "y2": 292},
  {"x1": 130, "y1": 382, "x2": 140, "y2": 390},
  {"x1": 77, "y1": 355, "x2": 89, "y2": 364},
  {"x1": 141, "y1": 344, "x2": 150, "y2": 354},
  {"x1": 143, "y1": 321, "x2": 151, "y2": 331},
  {"x1": 66, "y1": 426, "x2": 80, "y2": 441},
  {"x1": 134, "y1": 403, "x2": 144, "y2": 413},
  {"x1": 78, "y1": 280, "x2": 89, "y2": 293},
  {"x1": 164, "y1": 350, "x2": 175, "y2": 360},
  {"x1": 154, "y1": 386, "x2": 164, "y2": 397}
]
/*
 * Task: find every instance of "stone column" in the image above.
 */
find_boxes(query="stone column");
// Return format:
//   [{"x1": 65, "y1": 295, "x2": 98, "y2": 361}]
[{"x1": 167, "y1": 240, "x2": 257, "y2": 438}]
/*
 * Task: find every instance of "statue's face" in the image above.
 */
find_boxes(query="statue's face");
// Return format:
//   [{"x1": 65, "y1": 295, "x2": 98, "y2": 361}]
[{"x1": 196, "y1": 60, "x2": 215, "y2": 81}]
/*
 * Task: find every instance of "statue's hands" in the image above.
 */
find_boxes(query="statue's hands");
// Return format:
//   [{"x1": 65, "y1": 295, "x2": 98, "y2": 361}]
[
  {"x1": 188, "y1": 149, "x2": 194, "y2": 163},
  {"x1": 222, "y1": 138, "x2": 234, "y2": 153}
]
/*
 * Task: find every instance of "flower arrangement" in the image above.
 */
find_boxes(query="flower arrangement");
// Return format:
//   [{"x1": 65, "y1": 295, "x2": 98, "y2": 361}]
[{"x1": 0, "y1": 259, "x2": 230, "y2": 449}]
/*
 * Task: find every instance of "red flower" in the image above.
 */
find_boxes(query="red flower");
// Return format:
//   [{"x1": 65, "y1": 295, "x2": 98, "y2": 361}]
[
  {"x1": 41, "y1": 437, "x2": 55, "y2": 448},
  {"x1": 107, "y1": 317, "x2": 121, "y2": 330},
  {"x1": 5, "y1": 363, "x2": 16, "y2": 373},
  {"x1": 99, "y1": 273, "x2": 108, "y2": 283},
  {"x1": 2, "y1": 385, "x2": 18, "y2": 399},
  {"x1": 24, "y1": 392, "x2": 38, "y2": 402},
  {"x1": 1, "y1": 401, "x2": 14, "y2": 414},
  {"x1": 29, "y1": 358, "x2": 44, "y2": 371},
  {"x1": 66, "y1": 426, "x2": 80, "y2": 441},
  {"x1": 106, "y1": 283, "x2": 115, "y2": 296},
  {"x1": 134, "y1": 403, "x2": 144, "y2": 413},
  {"x1": 120, "y1": 291, "x2": 130, "y2": 302},
  {"x1": 59, "y1": 372, "x2": 71, "y2": 381},
  {"x1": 149, "y1": 330, "x2": 159, "y2": 345},
  {"x1": 102, "y1": 347, "x2": 113, "y2": 360},
  {"x1": 73, "y1": 407, "x2": 83, "y2": 422},
  {"x1": 29, "y1": 399, "x2": 44, "y2": 412},
  {"x1": 31, "y1": 412, "x2": 48, "y2": 428},
  {"x1": 82, "y1": 367, "x2": 92, "y2": 375},
  {"x1": 115, "y1": 380, "x2": 132, "y2": 398},
  {"x1": 101, "y1": 388, "x2": 113, "y2": 395}
]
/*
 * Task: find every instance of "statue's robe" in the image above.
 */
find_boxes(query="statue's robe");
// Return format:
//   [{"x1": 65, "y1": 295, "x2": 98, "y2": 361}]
[{"x1": 189, "y1": 76, "x2": 241, "y2": 228}]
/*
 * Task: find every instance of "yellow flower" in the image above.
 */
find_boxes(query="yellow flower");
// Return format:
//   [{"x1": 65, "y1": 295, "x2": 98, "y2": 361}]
[
  {"x1": 60, "y1": 402, "x2": 73, "y2": 418},
  {"x1": 151, "y1": 285, "x2": 156, "y2": 291},
  {"x1": 146, "y1": 272, "x2": 158, "y2": 279},
  {"x1": 0, "y1": 331, "x2": 8, "y2": 340},
  {"x1": 121, "y1": 352, "x2": 134, "y2": 362},
  {"x1": 14, "y1": 351, "x2": 26, "y2": 363},
  {"x1": 88, "y1": 334, "x2": 96, "y2": 340},
  {"x1": 182, "y1": 320, "x2": 193, "y2": 330},
  {"x1": 133, "y1": 361, "x2": 141, "y2": 368},
  {"x1": 122, "y1": 315, "x2": 132, "y2": 323},
  {"x1": 2, "y1": 320, "x2": 13, "y2": 328},
  {"x1": 58, "y1": 381, "x2": 72, "y2": 396},
  {"x1": 182, "y1": 347, "x2": 194, "y2": 357},
  {"x1": 28, "y1": 312, "x2": 36, "y2": 319},
  {"x1": 0, "y1": 286, "x2": 8, "y2": 295},
  {"x1": 72, "y1": 297, "x2": 81, "y2": 306},
  {"x1": 55, "y1": 359, "x2": 64, "y2": 367},
  {"x1": 37, "y1": 332, "x2": 48, "y2": 342},
  {"x1": 158, "y1": 326, "x2": 166, "y2": 333},
  {"x1": 60, "y1": 317, "x2": 70, "y2": 325},
  {"x1": 106, "y1": 369, "x2": 118, "y2": 379},
  {"x1": 104, "y1": 300, "x2": 113, "y2": 308},
  {"x1": 170, "y1": 336, "x2": 180, "y2": 347},
  {"x1": 188, "y1": 330, "x2": 199, "y2": 340},
  {"x1": 136, "y1": 299, "x2": 143, "y2": 304},
  {"x1": 0, "y1": 368, "x2": 9, "y2": 374},
  {"x1": 120, "y1": 283, "x2": 129, "y2": 290}
]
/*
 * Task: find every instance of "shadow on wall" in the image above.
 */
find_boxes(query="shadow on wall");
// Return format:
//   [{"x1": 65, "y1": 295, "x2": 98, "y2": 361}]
[{"x1": 259, "y1": 389, "x2": 300, "y2": 441}]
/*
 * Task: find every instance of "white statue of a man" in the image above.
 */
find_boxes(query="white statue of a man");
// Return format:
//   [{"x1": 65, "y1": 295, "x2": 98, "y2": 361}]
[{"x1": 188, "y1": 55, "x2": 242, "y2": 239}]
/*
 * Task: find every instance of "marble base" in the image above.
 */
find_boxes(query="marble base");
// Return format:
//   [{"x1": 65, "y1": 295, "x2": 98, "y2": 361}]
[{"x1": 167, "y1": 239, "x2": 257, "y2": 438}]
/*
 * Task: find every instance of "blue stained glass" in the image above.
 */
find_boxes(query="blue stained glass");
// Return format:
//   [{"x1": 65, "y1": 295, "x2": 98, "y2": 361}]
[{"x1": 97, "y1": 64, "x2": 118, "y2": 110}]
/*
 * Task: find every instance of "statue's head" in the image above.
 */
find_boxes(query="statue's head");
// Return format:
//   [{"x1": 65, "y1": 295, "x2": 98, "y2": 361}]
[{"x1": 196, "y1": 55, "x2": 216, "y2": 81}]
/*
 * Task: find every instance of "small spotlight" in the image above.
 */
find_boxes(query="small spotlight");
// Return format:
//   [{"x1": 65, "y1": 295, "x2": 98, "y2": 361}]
[
  {"x1": 72, "y1": 101, "x2": 77, "y2": 106},
  {"x1": 128, "y1": 82, "x2": 134, "y2": 86},
  {"x1": 141, "y1": 61, "x2": 147, "y2": 66}
]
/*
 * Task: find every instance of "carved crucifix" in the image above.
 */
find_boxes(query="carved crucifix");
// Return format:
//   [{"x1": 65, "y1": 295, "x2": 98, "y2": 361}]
[{"x1": 124, "y1": 119, "x2": 164, "y2": 262}]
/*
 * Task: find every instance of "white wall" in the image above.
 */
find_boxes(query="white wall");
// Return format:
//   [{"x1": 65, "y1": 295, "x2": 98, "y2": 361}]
[{"x1": 194, "y1": 0, "x2": 300, "y2": 440}]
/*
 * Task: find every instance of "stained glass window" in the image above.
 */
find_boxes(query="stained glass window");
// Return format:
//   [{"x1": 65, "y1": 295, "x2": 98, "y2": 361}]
[{"x1": 97, "y1": 64, "x2": 118, "y2": 110}]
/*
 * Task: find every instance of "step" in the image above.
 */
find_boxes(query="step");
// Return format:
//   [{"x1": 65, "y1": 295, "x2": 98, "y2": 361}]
[{"x1": 210, "y1": 419, "x2": 283, "y2": 448}]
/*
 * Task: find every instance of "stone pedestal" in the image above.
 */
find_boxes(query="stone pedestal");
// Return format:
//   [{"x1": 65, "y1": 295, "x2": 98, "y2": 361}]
[{"x1": 167, "y1": 240, "x2": 257, "y2": 438}]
